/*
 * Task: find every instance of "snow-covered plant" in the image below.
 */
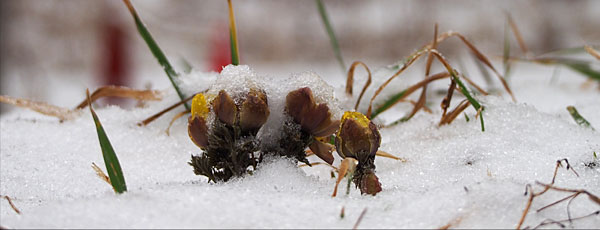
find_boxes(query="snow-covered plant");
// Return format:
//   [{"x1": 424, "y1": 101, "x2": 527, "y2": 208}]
[{"x1": 188, "y1": 89, "x2": 270, "y2": 182}]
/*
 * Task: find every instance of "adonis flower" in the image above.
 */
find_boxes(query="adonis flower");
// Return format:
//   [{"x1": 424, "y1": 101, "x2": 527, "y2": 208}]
[
  {"x1": 278, "y1": 87, "x2": 340, "y2": 165},
  {"x1": 188, "y1": 89, "x2": 270, "y2": 182},
  {"x1": 335, "y1": 111, "x2": 382, "y2": 195}
]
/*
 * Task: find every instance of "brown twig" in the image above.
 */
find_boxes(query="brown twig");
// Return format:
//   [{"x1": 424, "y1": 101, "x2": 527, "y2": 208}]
[
  {"x1": 0, "y1": 195, "x2": 21, "y2": 214},
  {"x1": 406, "y1": 24, "x2": 439, "y2": 121},
  {"x1": 532, "y1": 210, "x2": 600, "y2": 229}
]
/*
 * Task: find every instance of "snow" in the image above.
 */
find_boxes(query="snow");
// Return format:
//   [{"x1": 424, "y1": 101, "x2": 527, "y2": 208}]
[{"x1": 1, "y1": 63, "x2": 599, "y2": 228}]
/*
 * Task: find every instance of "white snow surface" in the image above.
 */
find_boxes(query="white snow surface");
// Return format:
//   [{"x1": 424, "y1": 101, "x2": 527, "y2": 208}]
[{"x1": 1, "y1": 64, "x2": 599, "y2": 228}]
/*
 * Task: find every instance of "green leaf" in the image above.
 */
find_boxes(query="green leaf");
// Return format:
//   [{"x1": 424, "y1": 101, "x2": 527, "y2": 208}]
[
  {"x1": 87, "y1": 90, "x2": 127, "y2": 194},
  {"x1": 451, "y1": 72, "x2": 485, "y2": 132},
  {"x1": 567, "y1": 106, "x2": 594, "y2": 130},
  {"x1": 503, "y1": 20, "x2": 512, "y2": 80},
  {"x1": 123, "y1": 0, "x2": 189, "y2": 110},
  {"x1": 316, "y1": 0, "x2": 346, "y2": 72},
  {"x1": 228, "y1": 0, "x2": 240, "y2": 65}
]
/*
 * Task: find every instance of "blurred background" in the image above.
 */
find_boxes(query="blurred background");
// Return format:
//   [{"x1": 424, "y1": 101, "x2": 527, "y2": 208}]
[{"x1": 1, "y1": 0, "x2": 599, "y2": 112}]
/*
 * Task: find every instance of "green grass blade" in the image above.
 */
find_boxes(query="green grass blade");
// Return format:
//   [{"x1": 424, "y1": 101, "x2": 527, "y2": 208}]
[
  {"x1": 503, "y1": 20, "x2": 512, "y2": 80},
  {"x1": 87, "y1": 90, "x2": 127, "y2": 194},
  {"x1": 562, "y1": 62, "x2": 600, "y2": 81},
  {"x1": 567, "y1": 106, "x2": 594, "y2": 130},
  {"x1": 451, "y1": 72, "x2": 485, "y2": 132},
  {"x1": 228, "y1": 0, "x2": 240, "y2": 65},
  {"x1": 123, "y1": 0, "x2": 189, "y2": 110},
  {"x1": 316, "y1": 0, "x2": 346, "y2": 72},
  {"x1": 370, "y1": 90, "x2": 406, "y2": 119}
]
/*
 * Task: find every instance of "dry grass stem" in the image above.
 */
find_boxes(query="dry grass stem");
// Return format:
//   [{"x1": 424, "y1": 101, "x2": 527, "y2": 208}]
[
  {"x1": 531, "y1": 210, "x2": 600, "y2": 229},
  {"x1": 438, "y1": 215, "x2": 463, "y2": 229},
  {"x1": 299, "y1": 162, "x2": 339, "y2": 171},
  {"x1": 516, "y1": 159, "x2": 587, "y2": 229},
  {"x1": 165, "y1": 111, "x2": 191, "y2": 136},
  {"x1": 507, "y1": 14, "x2": 529, "y2": 56},
  {"x1": 372, "y1": 72, "x2": 450, "y2": 118},
  {"x1": 332, "y1": 158, "x2": 357, "y2": 197},
  {"x1": 440, "y1": 99, "x2": 471, "y2": 126},
  {"x1": 407, "y1": 24, "x2": 439, "y2": 120},
  {"x1": 0, "y1": 95, "x2": 80, "y2": 121},
  {"x1": 353, "y1": 208, "x2": 368, "y2": 229},
  {"x1": 91, "y1": 162, "x2": 111, "y2": 185},
  {"x1": 346, "y1": 61, "x2": 373, "y2": 110},
  {"x1": 138, "y1": 93, "x2": 198, "y2": 126},
  {"x1": 0, "y1": 195, "x2": 21, "y2": 214},
  {"x1": 584, "y1": 45, "x2": 600, "y2": 60},
  {"x1": 376, "y1": 150, "x2": 407, "y2": 162},
  {"x1": 75, "y1": 86, "x2": 162, "y2": 109}
]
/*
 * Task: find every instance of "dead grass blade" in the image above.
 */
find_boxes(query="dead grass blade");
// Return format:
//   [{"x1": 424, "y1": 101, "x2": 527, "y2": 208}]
[
  {"x1": 516, "y1": 159, "x2": 582, "y2": 229},
  {"x1": 332, "y1": 158, "x2": 357, "y2": 197},
  {"x1": 370, "y1": 72, "x2": 450, "y2": 119},
  {"x1": 91, "y1": 162, "x2": 111, "y2": 185},
  {"x1": 506, "y1": 14, "x2": 529, "y2": 56},
  {"x1": 440, "y1": 78, "x2": 457, "y2": 119},
  {"x1": 405, "y1": 24, "x2": 438, "y2": 121},
  {"x1": 138, "y1": 93, "x2": 197, "y2": 126},
  {"x1": 165, "y1": 111, "x2": 190, "y2": 136},
  {"x1": 532, "y1": 210, "x2": 599, "y2": 229},
  {"x1": 440, "y1": 99, "x2": 471, "y2": 126},
  {"x1": 353, "y1": 208, "x2": 368, "y2": 229},
  {"x1": 0, "y1": 195, "x2": 21, "y2": 214},
  {"x1": 366, "y1": 48, "x2": 429, "y2": 118},
  {"x1": 584, "y1": 45, "x2": 600, "y2": 60},
  {"x1": 432, "y1": 31, "x2": 516, "y2": 102},
  {"x1": 75, "y1": 86, "x2": 162, "y2": 109},
  {"x1": 0, "y1": 95, "x2": 79, "y2": 121},
  {"x1": 346, "y1": 61, "x2": 373, "y2": 110},
  {"x1": 376, "y1": 150, "x2": 407, "y2": 162}
]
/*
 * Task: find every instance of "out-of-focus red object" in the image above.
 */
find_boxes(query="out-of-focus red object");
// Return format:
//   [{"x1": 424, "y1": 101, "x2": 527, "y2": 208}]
[
  {"x1": 99, "y1": 4, "x2": 130, "y2": 106},
  {"x1": 207, "y1": 22, "x2": 231, "y2": 73}
]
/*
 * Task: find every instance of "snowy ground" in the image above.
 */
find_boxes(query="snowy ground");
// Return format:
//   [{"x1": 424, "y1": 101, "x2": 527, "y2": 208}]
[{"x1": 1, "y1": 62, "x2": 599, "y2": 228}]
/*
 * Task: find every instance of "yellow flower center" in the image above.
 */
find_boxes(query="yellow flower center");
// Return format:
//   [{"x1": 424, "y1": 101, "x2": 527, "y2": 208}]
[
  {"x1": 191, "y1": 93, "x2": 209, "y2": 119},
  {"x1": 341, "y1": 111, "x2": 371, "y2": 128}
]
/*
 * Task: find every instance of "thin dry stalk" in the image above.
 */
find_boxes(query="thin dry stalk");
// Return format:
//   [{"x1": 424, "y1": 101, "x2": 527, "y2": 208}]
[
  {"x1": 431, "y1": 31, "x2": 516, "y2": 102},
  {"x1": 91, "y1": 162, "x2": 111, "y2": 185},
  {"x1": 165, "y1": 111, "x2": 190, "y2": 136},
  {"x1": 299, "y1": 162, "x2": 339, "y2": 171},
  {"x1": 406, "y1": 24, "x2": 439, "y2": 120},
  {"x1": 376, "y1": 150, "x2": 407, "y2": 162},
  {"x1": 370, "y1": 72, "x2": 450, "y2": 118},
  {"x1": 0, "y1": 195, "x2": 21, "y2": 214},
  {"x1": 332, "y1": 158, "x2": 357, "y2": 197},
  {"x1": 138, "y1": 93, "x2": 197, "y2": 126},
  {"x1": 346, "y1": 61, "x2": 373, "y2": 110},
  {"x1": 516, "y1": 159, "x2": 584, "y2": 229},
  {"x1": 0, "y1": 95, "x2": 79, "y2": 121},
  {"x1": 440, "y1": 99, "x2": 471, "y2": 126},
  {"x1": 438, "y1": 215, "x2": 463, "y2": 229},
  {"x1": 353, "y1": 208, "x2": 368, "y2": 229},
  {"x1": 366, "y1": 48, "x2": 429, "y2": 118},
  {"x1": 531, "y1": 210, "x2": 600, "y2": 229},
  {"x1": 506, "y1": 14, "x2": 529, "y2": 56},
  {"x1": 440, "y1": 79, "x2": 457, "y2": 119},
  {"x1": 75, "y1": 86, "x2": 162, "y2": 109},
  {"x1": 584, "y1": 45, "x2": 600, "y2": 60}
]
